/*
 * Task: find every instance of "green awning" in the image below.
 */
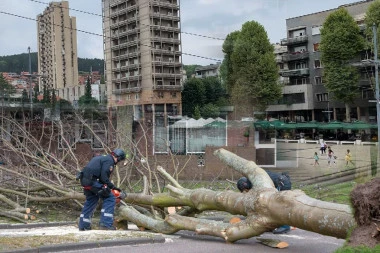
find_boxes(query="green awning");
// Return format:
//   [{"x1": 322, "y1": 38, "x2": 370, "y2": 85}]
[
  {"x1": 318, "y1": 121, "x2": 343, "y2": 130},
  {"x1": 296, "y1": 121, "x2": 320, "y2": 129},
  {"x1": 205, "y1": 121, "x2": 226, "y2": 128},
  {"x1": 276, "y1": 122, "x2": 297, "y2": 130},
  {"x1": 253, "y1": 120, "x2": 282, "y2": 129},
  {"x1": 342, "y1": 121, "x2": 377, "y2": 130}
]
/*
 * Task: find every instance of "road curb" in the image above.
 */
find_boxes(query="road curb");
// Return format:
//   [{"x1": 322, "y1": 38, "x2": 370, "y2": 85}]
[
  {"x1": 2, "y1": 235, "x2": 165, "y2": 253},
  {"x1": 0, "y1": 222, "x2": 76, "y2": 230}
]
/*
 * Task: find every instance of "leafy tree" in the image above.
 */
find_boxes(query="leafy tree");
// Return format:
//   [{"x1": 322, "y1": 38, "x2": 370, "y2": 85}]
[
  {"x1": 33, "y1": 84, "x2": 39, "y2": 103},
  {"x1": 181, "y1": 78, "x2": 206, "y2": 117},
  {"x1": 183, "y1": 65, "x2": 201, "y2": 79},
  {"x1": 22, "y1": 89, "x2": 28, "y2": 103},
  {"x1": 224, "y1": 21, "x2": 281, "y2": 116},
  {"x1": 365, "y1": 0, "x2": 380, "y2": 53},
  {"x1": 320, "y1": 8, "x2": 365, "y2": 121},
  {"x1": 78, "y1": 76, "x2": 99, "y2": 110},
  {"x1": 220, "y1": 31, "x2": 240, "y2": 94},
  {"x1": 202, "y1": 76, "x2": 226, "y2": 105},
  {"x1": 42, "y1": 85, "x2": 50, "y2": 105},
  {"x1": 200, "y1": 103, "x2": 220, "y2": 118},
  {"x1": 51, "y1": 89, "x2": 57, "y2": 110},
  {"x1": 192, "y1": 105, "x2": 201, "y2": 119},
  {"x1": 0, "y1": 73, "x2": 16, "y2": 99}
]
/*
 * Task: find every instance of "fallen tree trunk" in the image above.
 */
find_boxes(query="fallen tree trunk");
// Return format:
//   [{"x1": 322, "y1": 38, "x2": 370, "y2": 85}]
[{"x1": 118, "y1": 148, "x2": 356, "y2": 242}]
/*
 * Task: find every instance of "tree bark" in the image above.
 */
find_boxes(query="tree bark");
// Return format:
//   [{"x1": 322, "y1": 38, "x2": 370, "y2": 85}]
[{"x1": 118, "y1": 148, "x2": 356, "y2": 242}]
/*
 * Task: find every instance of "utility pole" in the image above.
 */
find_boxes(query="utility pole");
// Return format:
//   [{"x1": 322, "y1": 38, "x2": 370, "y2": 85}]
[
  {"x1": 28, "y1": 47, "x2": 33, "y2": 119},
  {"x1": 373, "y1": 24, "x2": 380, "y2": 173}
]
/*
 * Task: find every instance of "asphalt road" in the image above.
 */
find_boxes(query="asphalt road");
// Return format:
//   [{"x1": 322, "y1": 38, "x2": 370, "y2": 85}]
[{"x1": 61, "y1": 228, "x2": 345, "y2": 253}]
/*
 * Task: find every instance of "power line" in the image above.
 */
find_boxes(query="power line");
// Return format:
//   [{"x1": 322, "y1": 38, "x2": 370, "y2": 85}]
[
  {"x1": 0, "y1": 10, "x2": 222, "y2": 62},
  {"x1": 28, "y1": 0, "x2": 225, "y2": 41}
]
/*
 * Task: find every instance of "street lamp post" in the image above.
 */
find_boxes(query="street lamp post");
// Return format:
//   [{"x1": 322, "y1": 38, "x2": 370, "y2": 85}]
[
  {"x1": 28, "y1": 47, "x2": 33, "y2": 119},
  {"x1": 372, "y1": 24, "x2": 380, "y2": 175}
]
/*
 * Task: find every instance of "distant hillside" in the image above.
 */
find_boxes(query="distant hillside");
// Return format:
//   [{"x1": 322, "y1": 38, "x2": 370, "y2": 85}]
[{"x1": 0, "y1": 53, "x2": 104, "y2": 74}]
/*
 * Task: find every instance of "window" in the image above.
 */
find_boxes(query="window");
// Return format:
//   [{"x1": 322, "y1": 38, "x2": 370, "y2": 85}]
[
  {"x1": 315, "y1": 76, "x2": 323, "y2": 85},
  {"x1": 312, "y1": 26, "x2": 322, "y2": 35},
  {"x1": 171, "y1": 92, "x2": 177, "y2": 98},
  {"x1": 316, "y1": 93, "x2": 328, "y2": 102},
  {"x1": 314, "y1": 60, "x2": 321, "y2": 68},
  {"x1": 158, "y1": 92, "x2": 164, "y2": 98},
  {"x1": 362, "y1": 89, "x2": 374, "y2": 99},
  {"x1": 313, "y1": 43, "x2": 320, "y2": 52}
]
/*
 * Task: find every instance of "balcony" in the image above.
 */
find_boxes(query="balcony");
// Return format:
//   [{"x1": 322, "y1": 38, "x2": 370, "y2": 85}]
[
  {"x1": 150, "y1": 1, "x2": 180, "y2": 9},
  {"x1": 110, "y1": 17, "x2": 138, "y2": 29},
  {"x1": 151, "y1": 48, "x2": 181, "y2": 55},
  {"x1": 112, "y1": 63, "x2": 141, "y2": 72},
  {"x1": 111, "y1": 28, "x2": 140, "y2": 39},
  {"x1": 110, "y1": 5, "x2": 138, "y2": 18},
  {"x1": 151, "y1": 37, "x2": 181, "y2": 44},
  {"x1": 151, "y1": 25, "x2": 180, "y2": 33},
  {"x1": 111, "y1": 40, "x2": 139, "y2": 50},
  {"x1": 282, "y1": 51, "x2": 309, "y2": 62},
  {"x1": 152, "y1": 60, "x2": 182, "y2": 67},
  {"x1": 280, "y1": 68, "x2": 309, "y2": 77},
  {"x1": 153, "y1": 73, "x2": 182, "y2": 78},
  {"x1": 151, "y1": 13, "x2": 180, "y2": 22},
  {"x1": 153, "y1": 85, "x2": 182, "y2": 91},
  {"x1": 280, "y1": 35, "x2": 308, "y2": 46},
  {"x1": 112, "y1": 87, "x2": 142, "y2": 94},
  {"x1": 112, "y1": 52, "x2": 140, "y2": 61}
]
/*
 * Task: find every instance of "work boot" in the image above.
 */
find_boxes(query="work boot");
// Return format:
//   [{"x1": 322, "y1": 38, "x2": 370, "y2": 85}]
[
  {"x1": 99, "y1": 225, "x2": 116, "y2": 230},
  {"x1": 79, "y1": 227, "x2": 91, "y2": 231},
  {"x1": 273, "y1": 225, "x2": 290, "y2": 234}
]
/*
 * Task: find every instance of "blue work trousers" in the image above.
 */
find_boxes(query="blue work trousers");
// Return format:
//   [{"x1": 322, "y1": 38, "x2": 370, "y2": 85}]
[{"x1": 78, "y1": 190, "x2": 116, "y2": 230}]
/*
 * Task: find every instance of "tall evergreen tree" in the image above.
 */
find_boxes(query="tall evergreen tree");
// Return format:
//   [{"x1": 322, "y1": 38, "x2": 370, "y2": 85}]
[
  {"x1": 223, "y1": 21, "x2": 281, "y2": 116},
  {"x1": 181, "y1": 78, "x2": 206, "y2": 117},
  {"x1": 84, "y1": 76, "x2": 92, "y2": 100},
  {"x1": 320, "y1": 8, "x2": 365, "y2": 121}
]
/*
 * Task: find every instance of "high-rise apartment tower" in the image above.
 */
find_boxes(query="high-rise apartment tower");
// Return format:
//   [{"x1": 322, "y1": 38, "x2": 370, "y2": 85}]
[
  {"x1": 37, "y1": 1, "x2": 79, "y2": 102},
  {"x1": 102, "y1": 0, "x2": 183, "y2": 154}
]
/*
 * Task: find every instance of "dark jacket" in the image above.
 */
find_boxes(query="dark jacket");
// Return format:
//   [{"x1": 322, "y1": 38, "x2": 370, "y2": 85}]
[
  {"x1": 81, "y1": 154, "x2": 115, "y2": 189},
  {"x1": 266, "y1": 171, "x2": 292, "y2": 191}
]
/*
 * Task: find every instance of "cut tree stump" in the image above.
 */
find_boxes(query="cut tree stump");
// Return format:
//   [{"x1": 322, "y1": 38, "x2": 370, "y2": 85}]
[
  {"x1": 229, "y1": 217, "x2": 241, "y2": 224},
  {"x1": 256, "y1": 238, "x2": 289, "y2": 248}
]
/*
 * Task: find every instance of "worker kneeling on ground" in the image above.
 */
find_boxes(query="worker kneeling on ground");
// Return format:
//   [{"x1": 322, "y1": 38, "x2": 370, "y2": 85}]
[
  {"x1": 78, "y1": 148, "x2": 126, "y2": 231},
  {"x1": 237, "y1": 171, "x2": 292, "y2": 234}
]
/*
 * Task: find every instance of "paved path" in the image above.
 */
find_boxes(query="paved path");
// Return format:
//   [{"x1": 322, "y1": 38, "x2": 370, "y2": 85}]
[
  {"x1": 61, "y1": 227, "x2": 345, "y2": 253},
  {"x1": 269, "y1": 142, "x2": 376, "y2": 183}
]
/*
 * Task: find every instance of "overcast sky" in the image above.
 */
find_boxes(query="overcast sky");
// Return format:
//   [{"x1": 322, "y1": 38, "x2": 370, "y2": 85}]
[{"x1": 0, "y1": 0, "x2": 360, "y2": 66}]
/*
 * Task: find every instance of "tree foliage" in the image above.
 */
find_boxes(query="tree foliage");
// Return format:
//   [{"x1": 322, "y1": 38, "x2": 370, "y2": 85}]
[
  {"x1": 0, "y1": 73, "x2": 16, "y2": 98},
  {"x1": 220, "y1": 31, "x2": 240, "y2": 95},
  {"x1": 78, "y1": 77, "x2": 99, "y2": 109},
  {"x1": 365, "y1": 0, "x2": 380, "y2": 53},
  {"x1": 0, "y1": 53, "x2": 104, "y2": 74},
  {"x1": 181, "y1": 77, "x2": 227, "y2": 118},
  {"x1": 320, "y1": 8, "x2": 365, "y2": 121},
  {"x1": 221, "y1": 21, "x2": 281, "y2": 115},
  {"x1": 182, "y1": 64, "x2": 201, "y2": 79},
  {"x1": 181, "y1": 78, "x2": 206, "y2": 117}
]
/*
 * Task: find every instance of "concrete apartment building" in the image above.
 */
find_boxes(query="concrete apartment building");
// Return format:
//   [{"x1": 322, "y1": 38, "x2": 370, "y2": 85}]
[
  {"x1": 194, "y1": 63, "x2": 221, "y2": 79},
  {"x1": 267, "y1": 0, "x2": 377, "y2": 124},
  {"x1": 102, "y1": 0, "x2": 183, "y2": 153},
  {"x1": 37, "y1": 1, "x2": 79, "y2": 102}
]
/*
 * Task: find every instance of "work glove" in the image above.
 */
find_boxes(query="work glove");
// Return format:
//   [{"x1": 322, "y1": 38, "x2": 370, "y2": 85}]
[
  {"x1": 119, "y1": 191, "x2": 127, "y2": 199},
  {"x1": 113, "y1": 187, "x2": 122, "y2": 192}
]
